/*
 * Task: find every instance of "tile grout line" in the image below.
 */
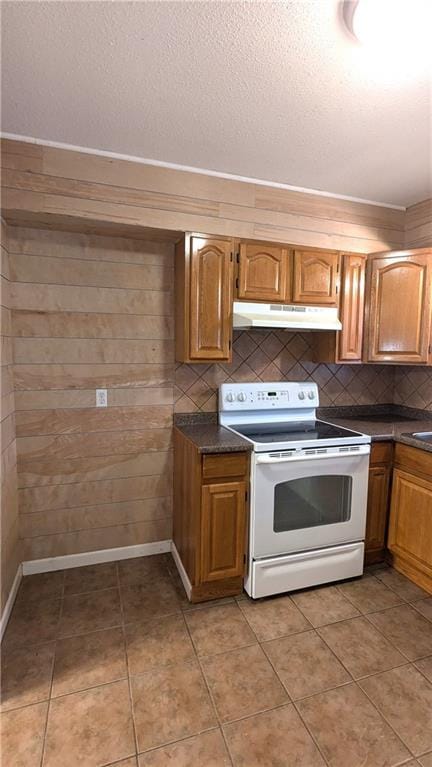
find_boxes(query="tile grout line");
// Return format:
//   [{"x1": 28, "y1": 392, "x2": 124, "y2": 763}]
[
  {"x1": 409, "y1": 598, "x2": 432, "y2": 623},
  {"x1": 413, "y1": 655, "x2": 432, "y2": 686},
  {"x1": 179, "y1": 610, "x2": 235, "y2": 766},
  {"x1": 117, "y1": 561, "x2": 140, "y2": 761},
  {"x1": 355, "y1": 677, "x2": 418, "y2": 761},
  {"x1": 315, "y1": 618, "x2": 412, "y2": 682},
  {"x1": 39, "y1": 569, "x2": 66, "y2": 767},
  {"x1": 257, "y1": 630, "x2": 332, "y2": 767},
  {"x1": 362, "y1": 609, "x2": 421, "y2": 664}
]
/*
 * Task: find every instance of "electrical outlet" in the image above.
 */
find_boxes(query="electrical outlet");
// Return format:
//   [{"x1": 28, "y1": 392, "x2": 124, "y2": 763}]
[{"x1": 96, "y1": 389, "x2": 108, "y2": 407}]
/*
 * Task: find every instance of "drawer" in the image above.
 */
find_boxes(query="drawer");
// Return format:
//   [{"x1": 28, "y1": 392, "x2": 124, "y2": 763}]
[
  {"x1": 394, "y1": 442, "x2": 432, "y2": 479},
  {"x1": 202, "y1": 452, "x2": 249, "y2": 480},
  {"x1": 370, "y1": 441, "x2": 393, "y2": 465}
]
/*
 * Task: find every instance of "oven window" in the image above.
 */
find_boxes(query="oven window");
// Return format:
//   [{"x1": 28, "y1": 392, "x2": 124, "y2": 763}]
[{"x1": 273, "y1": 475, "x2": 352, "y2": 532}]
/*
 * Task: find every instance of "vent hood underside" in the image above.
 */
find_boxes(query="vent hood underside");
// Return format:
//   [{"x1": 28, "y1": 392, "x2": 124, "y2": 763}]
[{"x1": 232, "y1": 302, "x2": 342, "y2": 331}]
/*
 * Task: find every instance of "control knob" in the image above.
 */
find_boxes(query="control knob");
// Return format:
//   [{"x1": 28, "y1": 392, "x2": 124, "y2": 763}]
[
  {"x1": 308, "y1": 391, "x2": 315, "y2": 400},
  {"x1": 225, "y1": 392, "x2": 235, "y2": 403},
  {"x1": 298, "y1": 391, "x2": 305, "y2": 400},
  {"x1": 237, "y1": 392, "x2": 247, "y2": 402}
]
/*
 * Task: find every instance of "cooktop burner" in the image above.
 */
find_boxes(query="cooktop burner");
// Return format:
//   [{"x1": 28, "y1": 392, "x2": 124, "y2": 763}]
[
  {"x1": 230, "y1": 419, "x2": 362, "y2": 444},
  {"x1": 219, "y1": 382, "x2": 371, "y2": 451}
]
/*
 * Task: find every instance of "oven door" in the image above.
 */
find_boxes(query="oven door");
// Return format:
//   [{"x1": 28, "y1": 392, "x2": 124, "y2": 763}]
[{"x1": 251, "y1": 445, "x2": 370, "y2": 559}]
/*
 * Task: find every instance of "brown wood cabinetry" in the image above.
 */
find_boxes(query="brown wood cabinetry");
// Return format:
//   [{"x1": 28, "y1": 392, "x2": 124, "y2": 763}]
[
  {"x1": 388, "y1": 443, "x2": 432, "y2": 593},
  {"x1": 366, "y1": 249, "x2": 432, "y2": 364},
  {"x1": 338, "y1": 254, "x2": 366, "y2": 360},
  {"x1": 237, "y1": 242, "x2": 290, "y2": 302},
  {"x1": 364, "y1": 441, "x2": 393, "y2": 565},
  {"x1": 236, "y1": 241, "x2": 340, "y2": 306},
  {"x1": 175, "y1": 233, "x2": 233, "y2": 363},
  {"x1": 201, "y1": 481, "x2": 246, "y2": 583},
  {"x1": 173, "y1": 428, "x2": 249, "y2": 602},
  {"x1": 292, "y1": 249, "x2": 340, "y2": 306},
  {"x1": 313, "y1": 253, "x2": 366, "y2": 363}
]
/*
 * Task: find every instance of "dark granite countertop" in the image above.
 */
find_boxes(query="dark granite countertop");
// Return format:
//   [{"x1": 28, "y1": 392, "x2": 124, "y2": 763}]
[
  {"x1": 174, "y1": 418, "x2": 252, "y2": 454},
  {"x1": 321, "y1": 413, "x2": 432, "y2": 454},
  {"x1": 174, "y1": 406, "x2": 432, "y2": 455}
]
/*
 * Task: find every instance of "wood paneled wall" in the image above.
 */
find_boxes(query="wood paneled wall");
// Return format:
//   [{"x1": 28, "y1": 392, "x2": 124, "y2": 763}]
[
  {"x1": 1, "y1": 222, "x2": 20, "y2": 613},
  {"x1": 405, "y1": 199, "x2": 432, "y2": 247},
  {"x1": 8, "y1": 226, "x2": 175, "y2": 560},
  {"x1": 1, "y1": 139, "x2": 406, "y2": 254}
]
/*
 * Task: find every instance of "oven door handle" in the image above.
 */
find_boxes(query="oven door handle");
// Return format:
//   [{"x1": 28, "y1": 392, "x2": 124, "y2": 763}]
[{"x1": 255, "y1": 446, "x2": 370, "y2": 464}]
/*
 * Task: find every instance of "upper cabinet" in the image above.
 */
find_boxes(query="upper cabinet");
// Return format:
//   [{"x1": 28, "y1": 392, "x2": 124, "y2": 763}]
[
  {"x1": 338, "y1": 254, "x2": 367, "y2": 361},
  {"x1": 292, "y1": 250, "x2": 340, "y2": 306},
  {"x1": 237, "y1": 242, "x2": 290, "y2": 302},
  {"x1": 175, "y1": 234, "x2": 233, "y2": 363},
  {"x1": 176, "y1": 231, "x2": 431, "y2": 367},
  {"x1": 313, "y1": 253, "x2": 366, "y2": 364},
  {"x1": 366, "y1": 250, "x2": 432, "y2": 364},
  {"x1": 236, "y1": 242, "x2": 340, "y2": 306}
]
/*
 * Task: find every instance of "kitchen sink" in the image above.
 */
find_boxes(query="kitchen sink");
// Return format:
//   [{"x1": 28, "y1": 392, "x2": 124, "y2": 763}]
[{"x1": 412, "y1": 432, "x2": 432, "y2": 443}]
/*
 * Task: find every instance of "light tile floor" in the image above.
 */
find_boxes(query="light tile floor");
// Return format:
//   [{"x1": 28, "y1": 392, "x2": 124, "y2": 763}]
[{"x1": 1, "y1": 557, "x2": 432, "y2": 767}]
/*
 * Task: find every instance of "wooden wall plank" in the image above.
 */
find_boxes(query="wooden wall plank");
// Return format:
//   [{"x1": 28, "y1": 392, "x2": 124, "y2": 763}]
[
  {"x1": 3, "y1": 186, "x2": 402, "y2": 254},
  {"x1": 17, "y1": 451, "x2": 172, "y2": 488},
  {"x1": 17, "y1": 428, "x2": 172, "y2": 461},
  {"x1": 11, "y1": 141, "x2": 402, "y2": 229},
  {"x1": 7, "y1": 226, "x2": 175, "y2": 265},
  {"x1": 405, "y1": 199, "x2": 432, "y2": 247},
  {"x1": 19, "y1": 496, "x2": 172, "y2": 537},
  {"x1": 15, "y1": 405, "x2": 173, "y2": 437},
  {"x1": 9, "y1": 253, "x2": 172, "y2": 291},
  {"x1": 3, "y1": 168, "x2": 404, "y2": 248},
  {"x1": 13, "y1": 338, "x2": 173, "y2": 364},
  {"x1": 1, "y1": 138, "x2": 409, "y2": 253},
  {"x1": 21, "y1": 517, "x2": 172, "y2": 559},
  {"x1": 15, "y1": 388, "x2": 173, "y2": 410},
  {"x1": 19, "y1": 473, "x2": 169, "y2": 513},
  {"x1": 12, "y1": 311, "x2": 174, "y2": 340},
  {"x1": 0, "y1": 222, "x2": 20, "y2": 613},
  {"x1": 10, "y1": 282, "x2": 172, "y2": 315},
  {"x1": 13, "y1": 363, "x2": 174, "y2": 391}
]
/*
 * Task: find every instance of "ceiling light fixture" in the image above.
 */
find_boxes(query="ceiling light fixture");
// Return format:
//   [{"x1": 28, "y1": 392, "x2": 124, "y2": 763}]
[{"x1": 343, "y1": 0, "x2": 431, "y2": 50}]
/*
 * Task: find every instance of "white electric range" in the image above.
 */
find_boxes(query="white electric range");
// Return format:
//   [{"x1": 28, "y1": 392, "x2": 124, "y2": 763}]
[{"x1": 219, "y1": 381, "x2": 371, "y2": 598}]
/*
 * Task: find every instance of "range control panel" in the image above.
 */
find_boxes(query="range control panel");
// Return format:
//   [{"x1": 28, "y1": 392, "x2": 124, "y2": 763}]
[{"x1": 220, "y1": 382, "x2": 319, "y2": 411}]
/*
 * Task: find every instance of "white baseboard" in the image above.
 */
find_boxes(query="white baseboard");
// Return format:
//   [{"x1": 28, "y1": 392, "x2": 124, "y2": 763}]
[
  {"x1": 171, "y1": 541, "x2": 192, "y2": 600},
  {"x1": 0, "y1": 564, "x2": 23, "y2": 641},
  {"x1": 22, "y1": 540, "x2": 172, "y2": 575}
]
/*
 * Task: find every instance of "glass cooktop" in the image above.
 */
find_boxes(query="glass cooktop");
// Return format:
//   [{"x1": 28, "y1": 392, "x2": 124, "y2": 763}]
[{"x1": 231, "y1": 420, "x2": 362, "y2": 444}]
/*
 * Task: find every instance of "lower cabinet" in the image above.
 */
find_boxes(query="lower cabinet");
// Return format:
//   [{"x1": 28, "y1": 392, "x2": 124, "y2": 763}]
[
  {"x1": 201, "y1": 481, "x2": 247, "y2": 583},
  {"x1": 364, "y1": 442, "x2": 393, "y2": 565},
  {"x1": 388, "y1": 444, "x2": 432, "y2": 593},
  {"x1": 173, "y1": 428, "x2": 249, "y2": 602}
]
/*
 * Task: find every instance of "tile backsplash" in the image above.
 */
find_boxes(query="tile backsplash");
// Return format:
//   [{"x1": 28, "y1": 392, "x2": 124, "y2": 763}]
[
  {"x1": 393, "y1": 367, "x2": 432, "y2": 412},
  {"x1": 175, "y1": 330, "x2": 397, "y2": 413}
]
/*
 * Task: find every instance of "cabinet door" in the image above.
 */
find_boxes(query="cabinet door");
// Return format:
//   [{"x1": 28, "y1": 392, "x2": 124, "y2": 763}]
[
  {"x1": 201, "y1": 481, "x2": 246, "y2": 583},
  {"x1": 338, "y1": 255, "x2": 366, "y2": 361},
  {"x1": 238, "y1": 242, "x2": 289, "y2": 302},
  {"x1": 365, "y1": 465, "x2": 391, "y2": 562},
  {"x1": 189, "y1": 236, "x2": 233, "y2": 360},
  {"x1": 293, "y1": 250, "x2": 340, "y2": 305},
  {"x1": 367, "y1": 254, "x2": 432, "y2": 363},
  {"x1": 388, "y1": 469, "x2": 432, "y2": 576}
]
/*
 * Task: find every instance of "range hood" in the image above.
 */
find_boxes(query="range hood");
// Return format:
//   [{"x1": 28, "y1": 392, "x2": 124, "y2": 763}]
[{"x1": 232, "y1": 302, "x2": 342, "y2": 331}]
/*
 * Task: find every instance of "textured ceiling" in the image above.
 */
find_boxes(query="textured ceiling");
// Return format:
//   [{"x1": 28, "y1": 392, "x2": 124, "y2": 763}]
[{"x1": 1, "y1": 0, "x2": 431, "y2": 206}]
